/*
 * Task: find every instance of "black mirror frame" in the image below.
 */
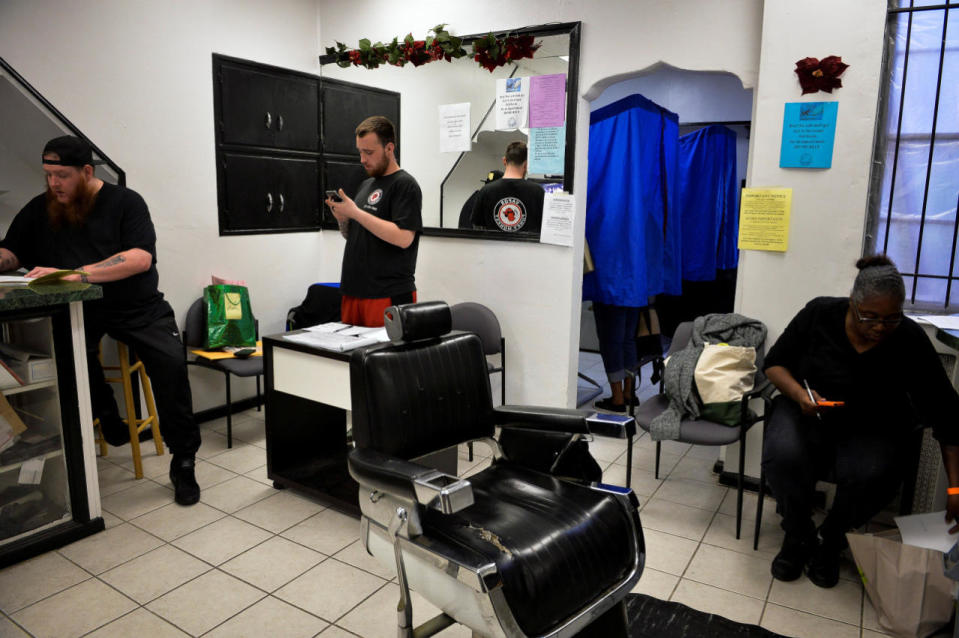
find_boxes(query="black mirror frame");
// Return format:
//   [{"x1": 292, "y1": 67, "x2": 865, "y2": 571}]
[{"x1": 320, "y1": 21, "x2": 581, "y2": 242}]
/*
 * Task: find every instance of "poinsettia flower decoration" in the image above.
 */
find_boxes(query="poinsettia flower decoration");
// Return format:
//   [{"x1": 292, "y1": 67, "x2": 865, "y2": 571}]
[{"x1": 795, "y1": 56, "x2": 849, "y2": 95}]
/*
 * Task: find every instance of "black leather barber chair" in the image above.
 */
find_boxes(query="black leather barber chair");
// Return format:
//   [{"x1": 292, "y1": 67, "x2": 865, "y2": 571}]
[{"x1": 348, "y1": 301, "x2": 645, "y2": 638}]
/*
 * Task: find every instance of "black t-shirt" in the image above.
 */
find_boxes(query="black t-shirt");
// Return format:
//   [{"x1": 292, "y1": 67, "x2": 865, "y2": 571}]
[
  {"x1": 1, "y1": 183, "x2": 166, "y2": 326},
  {"x1": 469, "y1": 178, "x2": 544, "y2": 234},
  {"x1": 340, "y1": 170, "x2": 422, "y2": 298},
  {"x1": 764, "y1": 296, "x2": 959, "y2": 443}
]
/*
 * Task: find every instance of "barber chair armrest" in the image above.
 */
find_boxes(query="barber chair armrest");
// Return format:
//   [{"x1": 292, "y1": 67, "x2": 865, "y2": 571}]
[
  {"x1": 492, "y1": 405, "x2": 591, "y2": 434},
  {"x1": 348, "y1": 448, "x2": 474, "y2": 514}
]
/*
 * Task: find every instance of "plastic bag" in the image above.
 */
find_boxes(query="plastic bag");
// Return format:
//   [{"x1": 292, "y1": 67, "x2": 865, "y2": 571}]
[{"x1": 204, "y1": 284, "x2": 255, "y2": 348}]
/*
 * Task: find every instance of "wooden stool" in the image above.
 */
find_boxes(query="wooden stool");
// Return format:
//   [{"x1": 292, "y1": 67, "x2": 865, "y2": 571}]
[{"x1": 94, "y1": 340, "x2": 164, "y2": 478}]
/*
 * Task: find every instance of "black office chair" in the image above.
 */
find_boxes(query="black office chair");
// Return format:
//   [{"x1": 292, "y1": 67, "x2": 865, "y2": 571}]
[
  {"x1": 348, "y1": 301, "x2": 645, "y2": 638},
  {"x1": 183, "y1": 298, "x2": 263, "y2": 448},
  {"x1": 450, "y1": 301, "x2": 505, "y2": 462},
  {"x1": 634, "y1": 321, "x2": 772, "y2": 540}
]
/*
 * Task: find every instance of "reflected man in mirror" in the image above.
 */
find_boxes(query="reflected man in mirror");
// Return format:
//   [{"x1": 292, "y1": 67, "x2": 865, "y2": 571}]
[
  {"x1": 325, "y1": 116, "x2": 423, "y2": 327},
  {"x1": 0, "y1": 136, "x2": 201, "y2": 506},
  {"x1": 470, "y1": 141, "x2": 544, "y2": 235}
]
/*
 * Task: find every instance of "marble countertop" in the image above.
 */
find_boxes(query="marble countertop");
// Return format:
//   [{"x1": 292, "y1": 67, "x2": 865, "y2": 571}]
[{"x1": 0, "y1": 283, "x2": 102, "y2": 313}]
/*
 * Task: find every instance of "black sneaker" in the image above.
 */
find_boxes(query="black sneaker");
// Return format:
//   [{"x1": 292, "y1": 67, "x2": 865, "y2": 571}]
[
  {"x1": 771, "y1": 533, "x2": 812, "y2": 581},
  {"x1": 169, "y1": 455, "x2": 200, "y2": 506},
  {"x1": 806, "y1": 536, "x2": 843, "y2": 588},
  {"x1": 594, "y1": 397, "x2": 626, "y2": 413}
]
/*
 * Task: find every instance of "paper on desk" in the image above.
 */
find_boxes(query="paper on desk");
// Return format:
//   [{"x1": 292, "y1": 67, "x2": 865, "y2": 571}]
[
  {"x1": 894, "y1": 511, "x2": 959, "y2": 553},
  {"x1": 283, "y1": 329, "x2": 388, "y2": 352},
  {"x1": 0, "y1": 276, "x2": 33, "y2": 286},
  {"x1": 912, "y1": 314, "x2": 959, "y2": 331},
  {"x1": 303, "y1": 322, "x2": 350, "y2": 333}
]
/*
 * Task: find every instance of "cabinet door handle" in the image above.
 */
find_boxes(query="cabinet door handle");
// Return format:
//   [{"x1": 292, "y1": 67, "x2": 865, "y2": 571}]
[
  {"x1": 264, "y1": 112, "x2": 272, "y2": 129},
  {"x1": 277, "y1": 114, "x2": 285, "y2": 131},
  {"x1": 266, "y1": 193, "x2": 273, "y2": 213},
  {"x1": 278, "y1": 193, "x2": 285, "y2": 212}
]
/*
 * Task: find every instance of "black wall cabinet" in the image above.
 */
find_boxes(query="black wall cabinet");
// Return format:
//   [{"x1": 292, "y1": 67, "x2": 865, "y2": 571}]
[{"x1": 213, "y1": 54, "x2": 400, "y2": 235}]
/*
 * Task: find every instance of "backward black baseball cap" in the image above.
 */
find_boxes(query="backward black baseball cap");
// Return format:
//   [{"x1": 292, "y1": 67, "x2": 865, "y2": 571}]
[{"x1": 42, "y1": 136, "x2": 94, "y2": 167}]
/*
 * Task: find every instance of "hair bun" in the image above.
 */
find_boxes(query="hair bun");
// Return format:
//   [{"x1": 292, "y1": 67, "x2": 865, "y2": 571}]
[{"x1": 856, "y1": 254, "x2": 896, "y2": 271}]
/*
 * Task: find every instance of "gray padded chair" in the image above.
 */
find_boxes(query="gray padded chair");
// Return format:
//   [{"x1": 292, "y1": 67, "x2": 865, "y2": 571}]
[
  {"x1": 183, "y1": 298, "x2": 263, "y2": 448},
  {"x1": 451, "y1": 302, "x2": 506, "y2": 462},
  {"x1": 450, "y1": 302, "x2": 505, "y2": 403},
  {"x1": 634, "y1": 321, "x2": 770, "y2": 539}
]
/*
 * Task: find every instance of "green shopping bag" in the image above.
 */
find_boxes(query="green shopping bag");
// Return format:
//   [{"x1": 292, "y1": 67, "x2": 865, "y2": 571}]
[{"x1": 204, "y1": 284, "x2": 256, "y2": 348}]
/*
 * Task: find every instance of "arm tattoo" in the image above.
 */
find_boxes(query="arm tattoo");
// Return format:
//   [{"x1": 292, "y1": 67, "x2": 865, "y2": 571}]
[
  {"x1": 338, "y1": 219, "x2": 350, "y2": 239},
  {"x1": 91, "y1": 254, "x2": 126, "y2": 269}
]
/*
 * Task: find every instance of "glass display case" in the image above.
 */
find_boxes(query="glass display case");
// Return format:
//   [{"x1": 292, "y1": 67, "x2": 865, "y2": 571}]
[{"x1": 0, "y1": 291, "x2": 103, "y2": 568}]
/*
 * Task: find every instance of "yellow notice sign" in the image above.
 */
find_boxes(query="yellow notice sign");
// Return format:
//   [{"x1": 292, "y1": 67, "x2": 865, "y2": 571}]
[{"x1": 738, "y1": 188, "x2": 792, "y2": 252}]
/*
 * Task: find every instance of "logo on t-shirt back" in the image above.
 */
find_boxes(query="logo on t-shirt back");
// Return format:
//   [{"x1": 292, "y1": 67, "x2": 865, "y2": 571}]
[
  {"x1": 494, "y1": 197, "x2": 527, "y2": 232},
  {"x1": 368, "y1": 189, "x2": 383, "y2": 206}
]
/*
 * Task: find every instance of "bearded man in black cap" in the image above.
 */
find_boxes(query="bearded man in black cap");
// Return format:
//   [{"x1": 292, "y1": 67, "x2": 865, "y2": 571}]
[{"x1": 0, "y1": 136, "x2": 201, "y2": 506}]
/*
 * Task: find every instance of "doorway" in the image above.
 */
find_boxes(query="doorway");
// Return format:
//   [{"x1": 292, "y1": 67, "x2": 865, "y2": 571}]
[{"x1": 578, "y1": 64, "x2": 753, "y2": 408}]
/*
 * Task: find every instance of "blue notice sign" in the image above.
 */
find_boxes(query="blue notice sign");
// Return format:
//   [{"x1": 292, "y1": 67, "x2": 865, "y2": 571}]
[{"x1": 780, "y1": 102, "x2": 838, "y2": 169}]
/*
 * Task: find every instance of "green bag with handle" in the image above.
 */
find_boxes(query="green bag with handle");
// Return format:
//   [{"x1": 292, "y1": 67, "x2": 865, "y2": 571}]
[{"x1": 204, "y1": 284, "x2": 255, "y2": 348}]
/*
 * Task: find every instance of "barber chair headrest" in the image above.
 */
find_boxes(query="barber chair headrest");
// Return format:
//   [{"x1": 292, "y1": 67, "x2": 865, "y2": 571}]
[{"x1": 384, "y1": 301, "x2": 452, "y2": 344}]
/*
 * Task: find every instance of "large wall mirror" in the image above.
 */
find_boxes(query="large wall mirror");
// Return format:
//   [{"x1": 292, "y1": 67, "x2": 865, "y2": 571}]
[{"x1": 319, "y1": 21, "x2": 580, "y2": 240}]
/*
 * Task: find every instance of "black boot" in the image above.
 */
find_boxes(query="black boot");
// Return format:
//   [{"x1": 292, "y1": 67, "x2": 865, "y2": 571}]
[
  {"x1": 771, "y1": 532, "x2": 813, "y2": 581},
  {"x1": 169, "y1": 455, "x2": 200, "y2": 506},
  {"x1": 806, "y1": 529, "x2": 846, "y2": 588}
]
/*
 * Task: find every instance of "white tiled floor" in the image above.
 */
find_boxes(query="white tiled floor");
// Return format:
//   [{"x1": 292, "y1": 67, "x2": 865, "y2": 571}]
[{"x1": 0, "y1": 366, "x2": 910, "y2": 637}]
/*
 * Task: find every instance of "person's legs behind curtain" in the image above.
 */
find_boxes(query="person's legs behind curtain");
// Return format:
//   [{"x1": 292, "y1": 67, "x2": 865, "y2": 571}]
[{"x1": 593, "y1": 303, "x2": 639, "y2": 412}]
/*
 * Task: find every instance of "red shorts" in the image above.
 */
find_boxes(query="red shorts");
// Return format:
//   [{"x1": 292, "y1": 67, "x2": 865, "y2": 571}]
[{"x1": 341, "y1": 292, "x2": 417, "y2": 327}]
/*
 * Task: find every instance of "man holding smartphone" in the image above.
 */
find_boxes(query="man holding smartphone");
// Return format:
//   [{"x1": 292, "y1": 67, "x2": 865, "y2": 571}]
[{"x1": 324, "y1": 116, "x2": 423, "y2": 327}]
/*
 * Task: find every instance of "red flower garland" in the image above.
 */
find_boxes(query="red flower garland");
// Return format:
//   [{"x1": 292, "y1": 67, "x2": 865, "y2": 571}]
[{"x1": 323, "y1": 25, "x2": 539, "y2": 72}]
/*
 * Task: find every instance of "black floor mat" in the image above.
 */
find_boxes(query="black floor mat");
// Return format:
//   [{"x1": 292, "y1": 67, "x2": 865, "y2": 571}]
[{"x1": 625, "y1": 593, "x2": 788, "y2": 638}]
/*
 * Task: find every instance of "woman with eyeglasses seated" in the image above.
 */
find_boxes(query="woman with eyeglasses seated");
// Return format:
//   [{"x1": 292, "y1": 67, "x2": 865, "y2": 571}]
[{"x1": 761, "y1": 255, "x2": 959, "y2": 589}]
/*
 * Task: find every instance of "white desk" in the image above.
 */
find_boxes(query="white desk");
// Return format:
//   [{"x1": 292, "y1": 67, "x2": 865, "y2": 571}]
[
  {"x1": 264, "y1": 333, "x2": 358, "y2": 515},
  {"x1": 264, "y1": 332, "x2": 456, "y2": 516}
]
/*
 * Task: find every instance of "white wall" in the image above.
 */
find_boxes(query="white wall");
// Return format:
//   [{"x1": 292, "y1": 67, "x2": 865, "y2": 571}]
[
  {"x1": 729, "y1": 0, "x2": 887, "y2": 477},
  {"x1": 590, "y1": 65, "x2": 755, "y2": 121},
  {"x1": 737, "y1": 1, "x2": 887, "y2": 343},
  {"x1": 0, "y1": 0, "x2": 325, "y2": 410},
  {"x1": 316, "y1": 0, "x2": 764, "y2": 406}
]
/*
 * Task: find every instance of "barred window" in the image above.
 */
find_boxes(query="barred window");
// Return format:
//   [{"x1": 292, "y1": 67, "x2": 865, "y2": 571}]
[{"x1": 868, "y1": 1, "x2": 959, "y2": 309}]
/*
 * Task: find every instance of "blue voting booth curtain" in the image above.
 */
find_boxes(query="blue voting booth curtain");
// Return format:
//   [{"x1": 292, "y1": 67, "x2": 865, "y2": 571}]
[
  {"x1": 584, "y1": 94, "x2": 682, "y2": 306},
  {"x1": 677, "y1": 125, "x2": 739, "y2": 281}
]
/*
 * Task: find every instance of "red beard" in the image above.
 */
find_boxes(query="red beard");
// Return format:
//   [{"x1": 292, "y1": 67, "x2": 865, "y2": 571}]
[{"x1": 46, "y1": 182, "x2": 97, "y2": 229}]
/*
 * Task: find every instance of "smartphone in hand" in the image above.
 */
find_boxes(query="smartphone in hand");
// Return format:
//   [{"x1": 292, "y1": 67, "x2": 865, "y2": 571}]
[{"x1": 325, "y1": 190, "x2": 342, "y2": 202}]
